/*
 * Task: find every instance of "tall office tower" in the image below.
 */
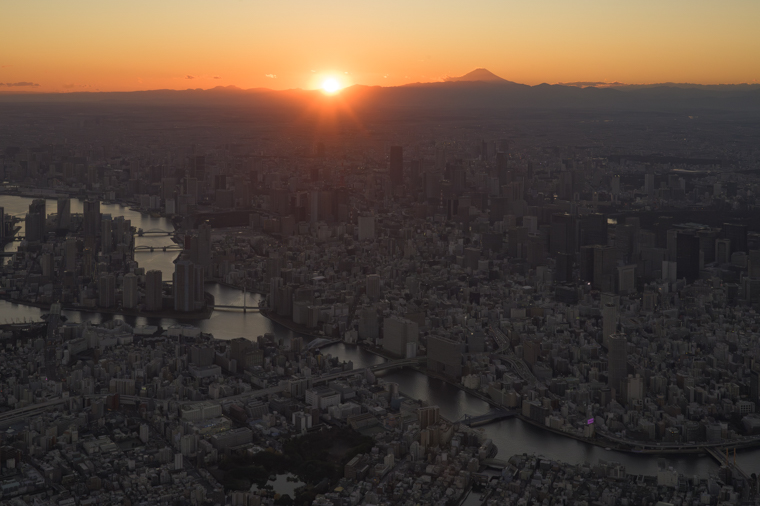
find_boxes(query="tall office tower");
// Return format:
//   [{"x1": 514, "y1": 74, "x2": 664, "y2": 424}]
[
  {"x1": 185, "y1": 177, "x2": 199, "y2": 204},
  {"x1": 358, "y1": 306, "x2": 379, "y2": 341},
  {"x1": 25, "y1": 212, "x2": 43, "y2": 242},
  {"x1": 549, "y1": 213, "x2": 576, "y2": 255},
  {"x1": 418, "y1": 406, "x2": 440, "y2": 429},
  {"x1": 607, "y1": 333, "x2": 628, "y2": 397},
  {"x1": 427, "y1": 335, "x2": 464, "y2": 379},
  {"x1": 145, "y1": 270, "x2": 163, "y2": 311},
  {"x1": 101, "y1": 218, "x2": 113, "y2": 254},
  {"x1": 214, "y1": 174, "x2": 227, "y2": 191},
  {"x1": 578, "y1": 213, "x2": 608, "y2": 248},
  {"x1": 496, "y1": 151, "x2": 511, "y2": 187},
  {"x1": 383, "y1": 316, "x2": 418, "y2": 358},
  {"x1": 174, "y1": 260, "x2": 197, "y2": 312},
  {"x1": 366, "y1": 274, "x2": 381, "y2": 300},
  {"x1": 56, "y1": 198, "x2": 71, "y2": 230},
  {"x1": 195, "y1": 221, "x2": 212, "y2": 267},
  {"x1": 676, "y1": 232, "x2": 701, "y2": 281},
  {"x1": 593, "y1": 245, "x2": 618, "y2": 293},
  {"x1": 644, "y1": 173, "x2": 655, "y2": 196},
  {"x1": 722, "y1": 223, "x2": 748, "y2": 255},
  {"x1": 98, "y1": 273, "x2": 116, "y2": 308},
  {"x1": 602, "y1": 303, "x2": 618, "y2": 349},
  {"x1": 162, "y1": 177, "x2": 178, "y2": 200},
  {"x1": 389, "y1": 146, "x2": 403, "y2": 187},
  {"x1": 309, "y1": 190, "x2": 319, "y2": 224},
  {"x1": 358, "y1": 214, "x2": 375, "y2": 241},
  {"x1": 617, "y1": 265, "x2": 636, "y2": 295},
  {"x1": 123, "y1": 273, "x2": 138, "y2": 309},
  {"x1": 191, "y1": 155, "x2": 205, "y2": 181},
  {"x1": 83, "y1": 199, "x2": 101, "y2": 239},
  {"x1": 0, "y1": 206, "x2": 4, "y2": 242},
  {"x1": 25, "y1": 199, "x2": 46, "y2": 242}
]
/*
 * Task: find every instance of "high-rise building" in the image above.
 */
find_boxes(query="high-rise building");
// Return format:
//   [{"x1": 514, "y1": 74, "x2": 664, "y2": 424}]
[
  {"x1": 83, "y1": 199, "x2": 101, "y2": 239},
  {"x1": 389, "y1": 146, "x2": 403, "y2": 187},
  {"x1": 358, "y1": 306, "x2": 379, "y2": 341},
  {"x1": 578, "y1": 213, "x2": 607, "y2": 248},
  {"x1": 191, "y1": 155, "x2": 205, "y2": 181},
  {"x1": 602, "y1": 303, "x2": 617, "y2": 349},
  {"x1": 358, "y1": 215, "x2": 375, "y2": 241},
  {"x1": 607, "y1": 333, "x2": 628, "y2": 398},
  {"x1": 25, "y1": 199, "x2": 46, "y2": 242},
  {"x1": 123, "y1": 273, "x2": 138, "y2": 309},
  {"x1": 366, "y1": 274, "x2": 380, "y2": 300},
  {"x1": 383, "y1": 316, "x2": 418, "y2": 358},
  {"x1": 676, "y1": 232, "x2": 701, "y2": 281},
  {"x1": 644, "y1": 173, "x2": 655, "y2": 196},
  {"x1": 722, "y1": 223, "x2": 748, "y2": 255},
  {"x1": 146, "y1": 270, "x2": 163, "y2": 311},
  {"x1": 101, "y1": 218, "x2": 113, "y2": 254},
  {"x1": 174, "y1": 260, "x2": 199, "y2": 312},
  {"x1": 593, "y1": 245, "x2": 618, "y2": 293},
  {"x1": 56, "y1": 198, "x2": 71, "y2": 230},
  {"x1": 98, "y1": 273, "x2": 116, "y2": 308},
  {"x1": 617, "y1": 265, "x2": 636, "y2": 295},
  {"x1": 0, "y1": 206, "x2": 4, "y2": 243},
  {"x1": 192, "y1": 222, "x2": 212, "y2": 267},
  {"x1": 427, "y1": 335, "x2": 463, "y2": 379},
  {"x1": 549, "y1": 213, "x2": 576, "y2": 255}
]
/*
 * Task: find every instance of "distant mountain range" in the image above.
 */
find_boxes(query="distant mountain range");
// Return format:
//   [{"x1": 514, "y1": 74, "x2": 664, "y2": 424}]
[{"x1": 1, "y1": 69, "x2": 759, "y2": 112}]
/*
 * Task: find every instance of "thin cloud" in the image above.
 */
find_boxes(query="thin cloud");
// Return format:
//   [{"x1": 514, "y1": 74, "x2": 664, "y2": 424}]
[
  {"x1": 265, "y1": 74, "x2": 276, "y2": 78},
  {"x1": 0, "y1": 82, "x2": 40, "y2": 87},
  {"x1": 185, "y1": 75, "x2": 195, "y2": 80},
  {"x1": 213, "y1": 76, "x2": 221, "y2": 79}
]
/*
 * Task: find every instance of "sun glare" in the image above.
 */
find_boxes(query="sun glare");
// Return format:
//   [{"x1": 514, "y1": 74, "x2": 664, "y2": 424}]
[{"x1": 322, "y1": 78, "x2": 341, "y2": 94}]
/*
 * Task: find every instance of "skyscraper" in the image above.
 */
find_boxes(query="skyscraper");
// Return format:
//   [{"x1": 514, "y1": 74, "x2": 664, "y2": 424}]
[
  {"x1": 25, "y1": 199, "x2": 46, "y2": 242},
  {"x1": 146, "y1": 270, "x2": 163, "y2": 311},
  {"x1": 676, "y1": 232, "x2": 701, "y2": 281},
  {"x1": 383, "y1": 316, "x2": 418, "y2": 358},
  {"x1": 56, "y1": 198, "x2": 71, "y2": 230},
  {"x1": 358, "y1": 215, "x2": 375, "y2": 241},
  {"x1": 722, "y1": 223, "x2": 748, "y2": 255},
  {"x1": 83, "y1": 199, "x2": 101, "y2": 240},
  {"x1": 98, "y1": 273, "x2": 116, "y2": 308},
  {"x1": 602, "y1": 303, "x2": 617, "y2": 349},
  {"x1": 389, "y1": 146, "x2": 403, "y2": 187},
  {"x1": 174, "y1": 260, "x2": 197, "y2": 312},
  {"x1": 608, "y1": 333, "x2": 628, "y2": 398},
  {"x1": 366, "y1": 274, "x2": 380, "y2": 300},
  {"x1": 123, "y1": 273, "x2": 138, "y2": 309},
  {"x1": 191, "y1": 155, "x2": 205, "y2": 181}
]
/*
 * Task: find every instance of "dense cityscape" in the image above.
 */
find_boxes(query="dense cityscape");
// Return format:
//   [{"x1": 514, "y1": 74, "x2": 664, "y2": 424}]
[{"x1": 0, "y1": 83, "x2": 759, "y2": 506}]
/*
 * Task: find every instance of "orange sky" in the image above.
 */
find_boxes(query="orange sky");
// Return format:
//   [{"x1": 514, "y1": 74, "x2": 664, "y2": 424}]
[{"x1": 1, "y1": 0, "x2": 759, "y2": 93}]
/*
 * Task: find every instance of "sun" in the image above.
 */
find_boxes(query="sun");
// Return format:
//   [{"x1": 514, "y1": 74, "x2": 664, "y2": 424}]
[{"x1": 321, "y1": 78, "x2": 341, "y2": 94}]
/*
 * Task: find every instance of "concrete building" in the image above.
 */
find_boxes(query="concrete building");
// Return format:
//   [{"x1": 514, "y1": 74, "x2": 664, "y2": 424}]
[
  {"x1": 383, "y1": 316, "x2": 418, "y2": 358},
  {"x1": 123, "y1": 273, "x2": 138, "y2": 309},
  {"x1": 146, "y1": 269, "x2": 163, "y2": 311}
]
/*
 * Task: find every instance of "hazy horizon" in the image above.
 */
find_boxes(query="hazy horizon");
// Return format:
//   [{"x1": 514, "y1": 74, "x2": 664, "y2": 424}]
[{"x1": 3, "y1": 1, "x2": 759, "y2": 93}]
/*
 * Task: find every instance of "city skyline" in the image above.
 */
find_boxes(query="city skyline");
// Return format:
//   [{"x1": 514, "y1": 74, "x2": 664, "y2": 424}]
[{"x1": 2, "y1": 0, "x2": 760, "y2": 93}]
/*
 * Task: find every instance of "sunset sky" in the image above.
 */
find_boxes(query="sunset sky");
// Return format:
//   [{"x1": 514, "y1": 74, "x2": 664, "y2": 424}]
[{"x1": 2, "y1": 0, "x2": 759, "y2": 93}]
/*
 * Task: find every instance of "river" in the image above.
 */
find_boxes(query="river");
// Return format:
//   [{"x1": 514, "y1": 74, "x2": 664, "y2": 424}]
[{"x1": 3, "y1": 195, "x2": 753, "y2": 477}]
